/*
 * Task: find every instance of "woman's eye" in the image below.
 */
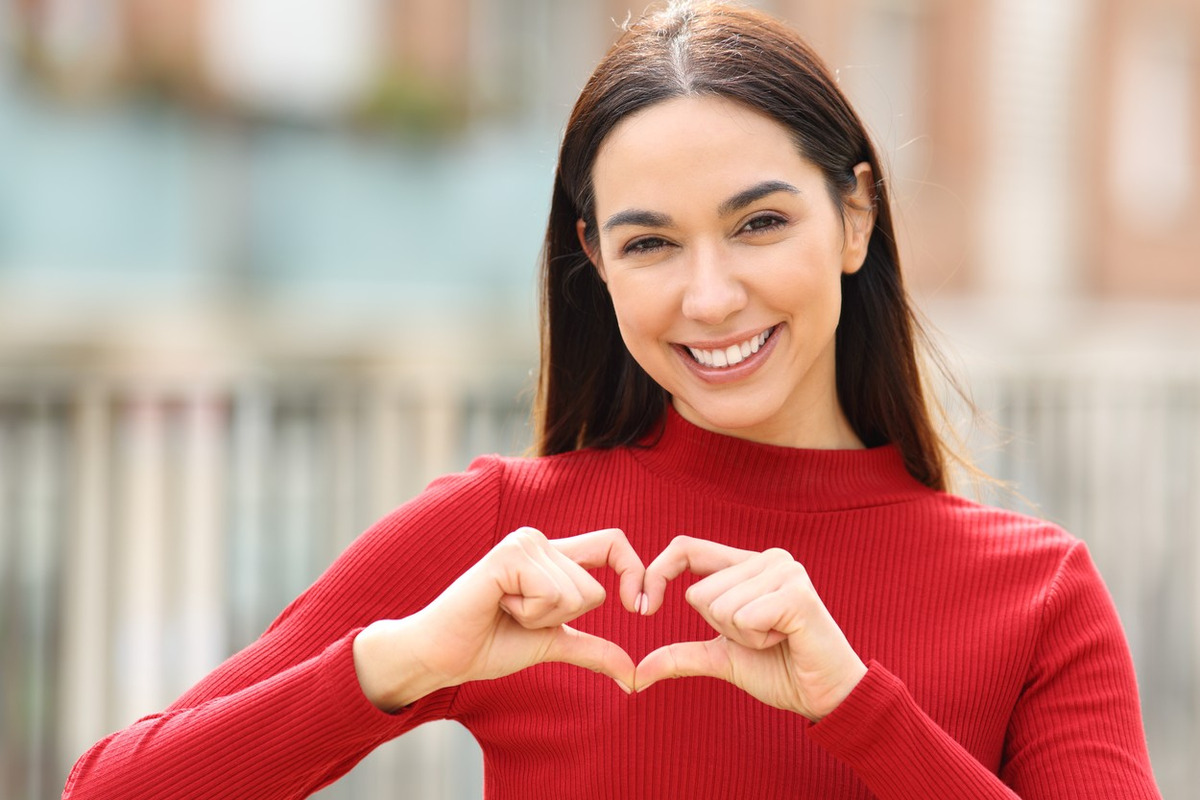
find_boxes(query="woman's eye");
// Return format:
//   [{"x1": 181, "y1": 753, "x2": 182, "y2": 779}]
[
  {"x1": 623, "y1": 236, "x2": 669, "y2": 255},
  {"x1": 741, "y1": 214, "x2": 787, "y2": 234}
]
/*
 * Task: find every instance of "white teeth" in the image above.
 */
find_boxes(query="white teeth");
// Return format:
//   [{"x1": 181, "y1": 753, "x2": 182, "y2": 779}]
[{"x1": 686, "y1": 327, "x2": 773, "y2": 369}]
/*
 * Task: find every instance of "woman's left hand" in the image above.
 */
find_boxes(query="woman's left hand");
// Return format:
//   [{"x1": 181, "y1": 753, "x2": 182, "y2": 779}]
[{"x1": 634, "y1": 535, "x2": 867, "y2": 722}]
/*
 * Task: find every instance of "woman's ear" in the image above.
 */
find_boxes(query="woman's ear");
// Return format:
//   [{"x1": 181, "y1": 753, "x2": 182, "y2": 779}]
[
  {"x1": 576, "y1": 219, "x2": 606, "y2": 282},
  {"x1": 841, "y1": 162, "x2": 876, "y2": 275}
]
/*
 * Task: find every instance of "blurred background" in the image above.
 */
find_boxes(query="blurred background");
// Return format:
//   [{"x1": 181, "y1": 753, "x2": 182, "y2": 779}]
[{"x1": 0, "y1": 0, "x2": 1196, "y2": 797}]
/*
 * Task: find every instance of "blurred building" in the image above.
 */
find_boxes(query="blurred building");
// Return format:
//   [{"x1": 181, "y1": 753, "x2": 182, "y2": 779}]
[
  {"x1": 790, "y1": 0, "x2": 1200, "y2": 304},
  {"x1": 0, "y1": 1, "x2": 1197, "y2": 799},
  {"x1": 3, "y1": 0, "x2": 1196, "y2": 350}
]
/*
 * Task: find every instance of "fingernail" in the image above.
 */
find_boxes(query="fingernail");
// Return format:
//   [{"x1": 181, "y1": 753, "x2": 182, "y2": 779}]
[
  {"x1": 636, "y1": 592, "x2": 648, "y2": 615},
  {"x1": 615, "y1": 680, "x2": 632, "y2": 695}
]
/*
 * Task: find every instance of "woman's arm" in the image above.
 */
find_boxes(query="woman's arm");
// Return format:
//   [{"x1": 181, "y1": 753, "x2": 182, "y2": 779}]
[
  {"x1": 996, "y1": 541, "x2": 1159, "y2": 795},
  {"x1": 65, "y1": 528, "x2": 642, "y2": 800},
  {"x1": 64, "y1": 452, "x2": 645, "y2": 800},
  {"x1": 62, "y1": 461, "x2": 508, "y2": 799},
  {"x1": 635, "y1": 536, "x2": 1161, "y2": 800},
  {"x1": 64, "y1": 459, "x2": 548, "y2": 799},
  {"x1": 63, "y1": 630, "x2": 438, "y2": 800}
]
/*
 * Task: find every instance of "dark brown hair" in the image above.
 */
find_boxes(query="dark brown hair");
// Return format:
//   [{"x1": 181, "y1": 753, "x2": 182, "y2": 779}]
[{"x1": 533, "y1": 1, "x2": 950, "y2": 491}]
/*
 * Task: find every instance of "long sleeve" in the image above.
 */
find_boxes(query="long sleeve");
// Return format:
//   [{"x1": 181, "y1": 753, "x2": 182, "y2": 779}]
[
  {"x1": 1000, "y1": 541, "x2": 1159, "y2": 794},
  {"x1": 62, "y1": 459, "x2": 506, "y2": 800},
  {"x1": 807, "y1": 541, "x2": 1160, "y2": 799}
]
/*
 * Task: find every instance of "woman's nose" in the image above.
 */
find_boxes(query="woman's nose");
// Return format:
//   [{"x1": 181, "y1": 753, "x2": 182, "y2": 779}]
[{"x1": 680, "y1": 247, "x2": 748, "y2": 325}]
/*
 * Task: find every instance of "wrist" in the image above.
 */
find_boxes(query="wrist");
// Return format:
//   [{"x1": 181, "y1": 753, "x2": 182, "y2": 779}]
[
  {"x1": 808, "y1": 659, "x2": 868, "y2": 722},
  {"x1": 353, "y1": 617, "x2": 448, "y2": 712}
]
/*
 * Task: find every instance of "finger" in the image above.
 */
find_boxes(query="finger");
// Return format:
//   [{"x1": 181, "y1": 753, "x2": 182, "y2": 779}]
[
  {"x1": 692, "y1": 579, "x2": 786, "y2": 649},
  {"x1": 550, "y1": 528, "x2": 646, "y2": 614},
  {"x1": 642, "y1": 536, "x2": 758, "y2": 615},
  {"x1": 496, "y1": 530, "x2": 587, "y2": 625},
  {"x1": 735, "y1": 579, "x2": 850, "y2": 655},
  {"x1": 541, "y1": 543, "x2": 609, "y2": 613},
  {"x1": 729, "y1": 591, "x2": 800, "y2": 648},
  {"x1": 687, "y1": 551, "x2": 800, "y2": 644},
  {"x1": 686, "y1": 552, "x2": 777, "y2": 613},
  {"x1": 543, "y1": 624, "x2": 637, "y2": 693},
  {"x1": 634, "y1": 637, "x2": 731, "y2": 692}
]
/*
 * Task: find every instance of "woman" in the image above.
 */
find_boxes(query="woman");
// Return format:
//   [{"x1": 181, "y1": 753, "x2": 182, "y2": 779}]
[{"x1": 64, "y1": 3, "x2": 1161, "y2": 798}]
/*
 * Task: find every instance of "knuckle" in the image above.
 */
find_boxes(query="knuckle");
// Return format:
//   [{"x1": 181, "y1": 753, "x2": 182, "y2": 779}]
[
  {"x1": 511, "y1": 526, "x2": 545, "y2": 543},
  {"x1": 788, "y1": 562, "x2": 813, "y2": 587},
  {"x1": 763, "y1": 547, "x2": 794, "y2": 563},
  {"x1": 783, "y1": 581, "x2": 817, "y2": 615},
  {"x1": 494, "y1": 538, "x2": 522, "y2": 561},
  {"x1": 730, "y1": 607, "x2": 750, "y2": 630},
  {"x1": 504, "y1": 527, "x2": 547, "y2": 554},
  {"x1": 604, "y1": 527, "x2": 629, "y2": 544},
  {"x1": 562, "y1": 589, "x2": 586, "y2": 614},
  {"x1": 665, "y1": 644, "x2": 684, "y2": 676},
  {"x1": 583, "y1": 584, "x2": 607, "y2": 608},
  {"x1": 711, "y1": 606, "x2": 735, "y2": 629}
]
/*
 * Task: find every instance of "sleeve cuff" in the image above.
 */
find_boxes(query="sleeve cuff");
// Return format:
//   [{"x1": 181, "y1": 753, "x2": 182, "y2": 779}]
[
  {"x1": 807, "y1": 659, "x2": 911, "y2": 755},
  {"x1": 316, "y1": 629, "x2": 457, "y2": 745},
  {"x1": 806, "y1": 660, "x2": 1011, "y2": 798}
]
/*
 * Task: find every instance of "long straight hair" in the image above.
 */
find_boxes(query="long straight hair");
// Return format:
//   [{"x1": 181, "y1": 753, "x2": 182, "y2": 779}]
[{"x1": 533, "y1": 1, "x2": 951, "y2": 491}]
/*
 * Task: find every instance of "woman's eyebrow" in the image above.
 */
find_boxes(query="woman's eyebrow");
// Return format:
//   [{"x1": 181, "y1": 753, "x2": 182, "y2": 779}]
[
  {"x1": 718, "y1": 180, "x2": 801, "y2": 216},
  {"x1": 601, "y1": 180, "x2": 800, "y2": 233},
  {"x1": 602, "y1": 209, "x2": 672, "y2": 233}
]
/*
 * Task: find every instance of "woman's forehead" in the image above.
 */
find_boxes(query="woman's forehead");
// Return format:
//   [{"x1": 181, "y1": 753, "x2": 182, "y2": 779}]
[{"x1": 591, "y1": 96, "x2": 821, "y2": 215}]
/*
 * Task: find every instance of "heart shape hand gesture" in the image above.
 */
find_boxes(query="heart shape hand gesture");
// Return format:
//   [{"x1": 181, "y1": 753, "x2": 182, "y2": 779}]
[
  {"x1": 636, "y1": 534, "x2": 867, "y2": 721},
  {"x1": 353, "y1": 528, "x2": 866, "y2": 722}
]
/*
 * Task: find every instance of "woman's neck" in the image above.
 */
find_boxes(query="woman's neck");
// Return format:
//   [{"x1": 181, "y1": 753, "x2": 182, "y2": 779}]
[{"x1": 669, "y1": 397, "x2": 865, "y2": 451}]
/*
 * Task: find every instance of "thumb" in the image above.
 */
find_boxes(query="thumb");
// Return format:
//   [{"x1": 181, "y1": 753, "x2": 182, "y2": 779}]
[
  {"x1": 634, "y1": 637, "x2": 731, "y2": 692},
  {"x1": 543, "y1": 625, "x2": 636, "y2": 694}
]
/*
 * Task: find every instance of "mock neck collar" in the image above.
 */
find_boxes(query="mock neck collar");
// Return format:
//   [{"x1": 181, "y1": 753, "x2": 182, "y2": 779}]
[{"x1": 630, "y1": 406, "x2": 931, "y2": 513}]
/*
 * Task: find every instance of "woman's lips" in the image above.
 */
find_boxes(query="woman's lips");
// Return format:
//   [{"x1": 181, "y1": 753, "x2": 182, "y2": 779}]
[
  {"x1": 675, "y1": 325, "x2": 780, "y2": 383},
  {"x1": 684, "y1": 326, "x2": 774, "y2": 367}
]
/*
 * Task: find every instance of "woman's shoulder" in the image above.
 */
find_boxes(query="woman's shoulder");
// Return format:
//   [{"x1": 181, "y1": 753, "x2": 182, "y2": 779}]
[
  {"x1": 462, "y1": 446, "x2": 634, "y2": 494},
  {"x1": 914, "y1": 488, "x2": 1084, "y2": 567}
]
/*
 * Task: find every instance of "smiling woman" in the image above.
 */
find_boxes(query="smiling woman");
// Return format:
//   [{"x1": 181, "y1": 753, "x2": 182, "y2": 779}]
[
  {"x1": 538, "y1": 5, "x2": 947, "y2": 493},
  {"x1": 580, "y1": 96, "x2": 874, "y2": 449},
  {"x1": 62, "y1": 3, "x2": 1162, "y2": 800}
]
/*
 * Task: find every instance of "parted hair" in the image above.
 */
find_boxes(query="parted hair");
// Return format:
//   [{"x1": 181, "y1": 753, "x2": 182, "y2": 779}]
[{"x1": 532, "y1": 1, "x2": 951, "y2": 491}]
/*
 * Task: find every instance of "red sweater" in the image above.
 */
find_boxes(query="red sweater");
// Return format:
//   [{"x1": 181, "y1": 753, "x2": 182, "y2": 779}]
[{"x1": 64, "y1": 409, "x2": 1160, "y2": 799}]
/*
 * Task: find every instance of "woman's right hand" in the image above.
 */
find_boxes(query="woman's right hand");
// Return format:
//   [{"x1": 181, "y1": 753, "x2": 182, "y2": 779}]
[{"x1": 353, "y1": 527, "x2": 644, "y2": 711}]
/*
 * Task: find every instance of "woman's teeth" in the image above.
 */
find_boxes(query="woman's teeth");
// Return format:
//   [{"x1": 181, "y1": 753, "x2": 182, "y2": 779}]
[{"x1": 687, "y1": 328, "x2": 772, "y2": 368}]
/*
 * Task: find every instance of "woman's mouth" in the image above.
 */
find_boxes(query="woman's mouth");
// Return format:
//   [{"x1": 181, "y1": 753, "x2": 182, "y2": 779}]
[{"x1": 684, "y1": 326, "x2": 775, "y2": 368}]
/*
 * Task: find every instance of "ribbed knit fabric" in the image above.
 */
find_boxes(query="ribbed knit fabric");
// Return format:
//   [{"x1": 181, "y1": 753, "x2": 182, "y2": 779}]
[{"x1": 63, "y1": 408, "x2": 1161, "y2": 799}]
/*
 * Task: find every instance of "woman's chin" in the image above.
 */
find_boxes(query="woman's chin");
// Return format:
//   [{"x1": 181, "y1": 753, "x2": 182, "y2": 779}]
[{"x1": 670, "y1": 398, "x2": 784, "y2": 442}]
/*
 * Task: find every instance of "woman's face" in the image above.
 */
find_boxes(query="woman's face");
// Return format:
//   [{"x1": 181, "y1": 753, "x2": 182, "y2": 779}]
[{"x1": 581, "y1": 95, "x2": 874, "y2": 449}]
